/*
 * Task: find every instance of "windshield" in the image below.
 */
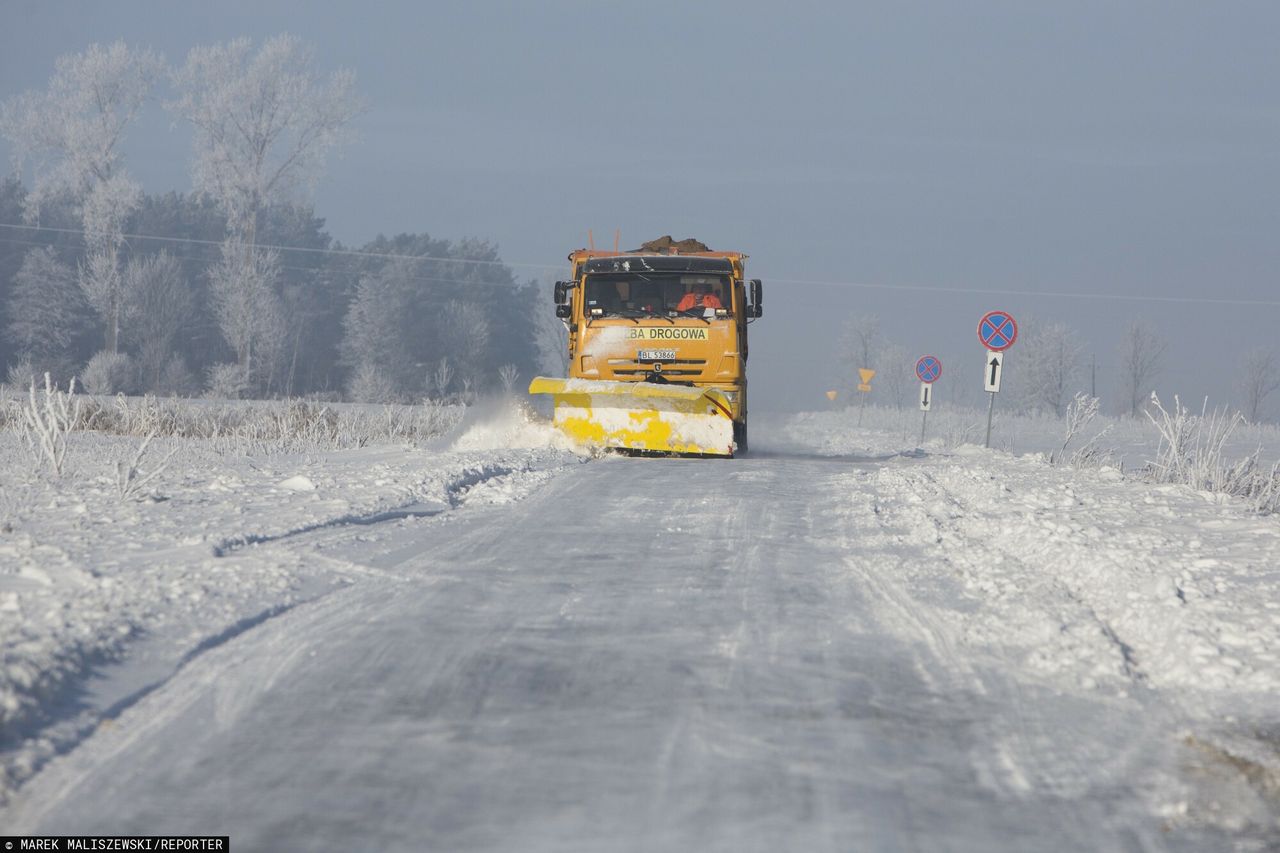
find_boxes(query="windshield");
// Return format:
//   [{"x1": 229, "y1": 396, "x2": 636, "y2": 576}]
[{"x1": 583, "y1": 273, "x2": 731, "y2": 317}]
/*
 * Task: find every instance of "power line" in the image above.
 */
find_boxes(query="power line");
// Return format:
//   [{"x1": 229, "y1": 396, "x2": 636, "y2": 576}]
[
  {"x1": 756, "y1": 274, "x2": 1280, "y2": 308},
  {"x1": 2, "y1": 219, "x2": 1278, "y2": 308},
  {"x1": 0, "y1": 236, "x2": 535, "y2": 291},
  {"x1": 0, "y1": 220, "x2": 570, "y2": 274}
]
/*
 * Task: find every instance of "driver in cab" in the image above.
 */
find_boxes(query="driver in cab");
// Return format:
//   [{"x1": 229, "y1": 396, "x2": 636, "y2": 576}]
[{"x1": 676, "y1": 281, "x2": 723, "y2": 312}]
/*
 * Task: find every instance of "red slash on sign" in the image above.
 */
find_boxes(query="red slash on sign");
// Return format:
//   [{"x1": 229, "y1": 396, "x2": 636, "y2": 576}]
[{"x1": 977, "y1": 311, "x2": 1017, "y2": 352}]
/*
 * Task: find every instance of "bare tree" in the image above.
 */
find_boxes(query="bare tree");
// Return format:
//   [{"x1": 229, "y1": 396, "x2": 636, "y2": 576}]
[
  {"x1": 430, "y1": 358, "x2": 454, "y2": 400},
  {"x1": 1118, "y1": 320, "x2": 1167, "y2": 417},
  {"x1": 1236, "y1": 347, "x2": 1280, "y2": 423},
  {"x1": 531, "y1": 275, "x2": 569, "y2": 377},
  {"x1": 1021, "y1": 321, "x2": 1085, "y2": 417},
  {"x1": 840, "y1": 314, "x2": 882, "y2": 398},
  {"x1": 841, "y1": 314, "x2": 881, "y2": 370},
  {"x1": 169, "y1": 34, "x2": 362, "y2": 383},
  {"x1": 879, "y1": 343, "x2": 911, "y2": 410},
  {"x1": 532, "y1": 306, "x2": 569, "y2": 377},
  {"x1": 1, "y1": 42, "x2": 163, "y2": 353}
]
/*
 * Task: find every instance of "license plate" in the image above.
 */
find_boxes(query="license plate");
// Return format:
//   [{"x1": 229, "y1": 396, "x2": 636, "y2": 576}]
[{"x1": 637, "y1": 349, "x2": 677, "y2": 361}]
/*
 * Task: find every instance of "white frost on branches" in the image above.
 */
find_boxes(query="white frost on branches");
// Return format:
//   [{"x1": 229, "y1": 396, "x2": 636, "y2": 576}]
[
  {"x1": 21, "y1": 374, "x2": 81, "y2": 476},
  {"x1": 1020, "y1": 321, "x2": 1084, "y2": 417},
  {"x1": 0, "y1": 41, "x2": 163, "y2": 354},
  {"x1": 168, "y1": 34, "x2": 362, "y2": 243},
  {"x1": 207, "y1": 240, "x2": 285, "y2": 382},
  {"x1": 168, "y1": 35, "x2": 362, "y2": 385}
]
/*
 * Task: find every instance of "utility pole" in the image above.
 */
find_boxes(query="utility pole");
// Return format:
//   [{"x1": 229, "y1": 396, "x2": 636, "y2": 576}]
[{"x1": 1090, "y1": 354, "x2": 1097, "y2": 399}]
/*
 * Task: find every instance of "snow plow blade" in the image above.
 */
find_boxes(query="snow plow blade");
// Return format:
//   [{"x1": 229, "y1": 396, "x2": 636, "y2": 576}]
[{"x1": 528, "y1": 377, "x2": 735, "y2": 456}]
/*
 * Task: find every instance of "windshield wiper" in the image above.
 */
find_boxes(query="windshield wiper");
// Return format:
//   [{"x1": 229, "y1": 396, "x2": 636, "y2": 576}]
[{"x1": 678, "y1": 309, "x2": 713, "y2": 324}]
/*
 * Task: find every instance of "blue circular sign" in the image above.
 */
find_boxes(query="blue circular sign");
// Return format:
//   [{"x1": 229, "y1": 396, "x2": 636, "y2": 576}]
[
  {"x1": 978, "y1": 311, "x2": 1018, "y2": 352},
  {"x1": 915, "y1": 355, "x2": 942, "y2": 384}
]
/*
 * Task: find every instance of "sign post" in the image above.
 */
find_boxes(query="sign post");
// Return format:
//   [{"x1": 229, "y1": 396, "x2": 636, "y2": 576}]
[
  {"x1": 977, "y1": 311, "x2": 1017, "y2": 448},
  {"x1": 856, "y1": 368, "x2": 875, "y2": 425},
  {"x1": 914, "y1": 355, "x2": 942, "y2": 446}
]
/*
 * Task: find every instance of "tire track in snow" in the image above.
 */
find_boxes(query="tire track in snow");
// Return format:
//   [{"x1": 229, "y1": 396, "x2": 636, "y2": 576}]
[{"x1": 858, "y1": 462, "x2": 1175, "y2": 827}]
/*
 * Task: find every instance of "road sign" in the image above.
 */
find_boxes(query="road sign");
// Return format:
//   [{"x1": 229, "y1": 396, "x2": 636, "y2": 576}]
[
  {"x1": 857, "y1": 384, "x2": 871, "y2": 392},
  {"x1": 984, "y1": 350, "x2": 1004, "y2": 392},
  {"x1": 915, "y1": 355, "x2": 942, "y2": 384},
  {"x1": 919, "y1": 382, "x2": 933, "y2": 411},
  {"x1": 978, "y1": 311, "x2": 1018, "y2": 352},
  {"x1": 859, "y1": 368, "x2": 875, "y2": 384},
  {"x1": 825, "y1": 390, "x2": 838, "y2": 401}
]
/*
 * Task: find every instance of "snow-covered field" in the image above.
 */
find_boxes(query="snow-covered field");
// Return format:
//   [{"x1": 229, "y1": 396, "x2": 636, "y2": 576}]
[
  {"x1": 783, "y1": 398, "x2": 1280, "y2": 469},
  {"x1": 2, "y1": 393, "x2": 1279, "y2": 848}
]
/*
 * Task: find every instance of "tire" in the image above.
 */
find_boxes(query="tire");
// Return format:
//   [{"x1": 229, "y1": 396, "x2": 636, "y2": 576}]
[{"x1": 733, "y1": 421, "x2": 748, "y2": 456}]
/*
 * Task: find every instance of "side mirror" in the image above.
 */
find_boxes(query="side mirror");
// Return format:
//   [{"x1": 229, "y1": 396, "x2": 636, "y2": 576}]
[
  {"x1": 750, "y1": 279, "x2": 763, "y2": 317},
  {"x1": 554, "y1": 280, "x2": 571, "y2": 305},
  {"x1": 555, "y1": 304, "x2": 571, "y2": 319}
]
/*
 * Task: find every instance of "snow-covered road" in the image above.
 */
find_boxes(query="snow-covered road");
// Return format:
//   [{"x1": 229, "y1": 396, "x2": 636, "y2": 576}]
[{"x1": 5, "y1": 428, "x2": 1278, "y2": 850}]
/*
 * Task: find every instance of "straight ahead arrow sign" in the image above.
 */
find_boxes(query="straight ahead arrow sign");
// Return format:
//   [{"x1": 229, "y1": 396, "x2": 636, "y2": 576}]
[{"x1": 984, "y1": 350, "x2": 1004, "y2": 393}]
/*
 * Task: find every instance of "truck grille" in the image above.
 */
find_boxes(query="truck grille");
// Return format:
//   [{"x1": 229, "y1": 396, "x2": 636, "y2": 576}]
[{"x1": 607, "y1": 358, "x2": 707, "y2": 378}]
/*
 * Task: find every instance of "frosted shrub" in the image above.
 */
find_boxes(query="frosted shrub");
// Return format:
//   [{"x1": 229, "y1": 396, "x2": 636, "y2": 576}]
[
  {"x1": 1144, "y1": 393, "x2": 1280, "y2": 514},
  {"x1": 116, "y1": 432, "x2": 178, "y2": 500},
  {"x1": 81, "y1": 350, "x2": 136, "y2": 395},
  {"x1": 5, "y1": 358, "x2": 37, "y2": 392},
  {"x1": 205, "y1": 363, "x2": 248, "y2": 400},
  {"x1": 1145, "y1": 394, "x2": 1240, "y2": 488},
  {"x1": 347, "y1": 363, "x2": 399, "y2": 404},
  {"x1": 156, "y1": 355, "x2": 197, "y2": 396},
  {"x1": 21, "y1": 374, "x2": 81, "y2": 475},
  {"x1": 1051, "y1": 393, "x2": 1113, "y2": 466},
  {"x1": 497, "y1": 364, "x2": 520, "y2": 395}
]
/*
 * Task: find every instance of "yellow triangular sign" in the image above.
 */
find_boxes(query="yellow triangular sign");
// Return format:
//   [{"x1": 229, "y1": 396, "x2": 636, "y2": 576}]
[
  {"x1": 825, "y1": 390, "x2": 838, "y2": 401},
  {"x1": 858, "y1": 368, "x2": 876, "y2": 384}
]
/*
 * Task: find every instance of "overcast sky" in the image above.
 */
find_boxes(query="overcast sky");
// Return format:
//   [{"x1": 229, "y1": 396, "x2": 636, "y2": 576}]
[{"x1": 2, "y1": 1, "x2": 1278, "y2": 414}]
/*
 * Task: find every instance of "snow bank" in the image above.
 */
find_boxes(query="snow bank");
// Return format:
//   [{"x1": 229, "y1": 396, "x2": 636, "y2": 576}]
[{"x1": 446, "y1": 399, "x2": 588, "y2": 454}]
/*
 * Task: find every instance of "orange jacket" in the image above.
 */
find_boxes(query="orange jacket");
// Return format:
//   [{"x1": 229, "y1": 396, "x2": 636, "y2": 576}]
[{"x1": 676, "y1": 291, "x2": 723, "y2": 311}]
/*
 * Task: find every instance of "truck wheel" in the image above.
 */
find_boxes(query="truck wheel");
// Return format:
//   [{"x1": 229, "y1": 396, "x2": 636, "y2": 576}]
[{"x1": 733, "y1": 421, "x2": 748, "y2": 456}]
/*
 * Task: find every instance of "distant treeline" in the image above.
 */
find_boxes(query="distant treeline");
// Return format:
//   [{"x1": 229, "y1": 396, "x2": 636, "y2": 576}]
[{"x1": 0, "y1": 178, "x2": 544, "y2": 401}]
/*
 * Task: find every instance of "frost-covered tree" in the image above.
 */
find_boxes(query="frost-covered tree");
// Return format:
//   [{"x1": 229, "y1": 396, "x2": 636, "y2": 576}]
[
  {"x1": 839, "y1": 314, "x2": 882, "y2": 399},
  {"x1": 879, "y1": 343, "x2": 911, "y2": 410},
  {"x1": 0, "y1": 42, "x2": 164, "y2": 354},
  {"x1": 1020, "y1": 321, "x2": 1084, "y2": 417},
  {"x1": 1235, "y1": 347, "x2": 1280, "y2": 424},
  {"x1": 1118, "y1": 320, "x2": 1167, "y2": 417},
  {"x1": 531, "y1": 282, "x2": 569, "y2": 377},
  {"x1": 5, "y1": 246, "x2": 93, "y2": 374},
  {"x1": 440, "y1": 300, "x2": 491, "y2": 389},
  {"x1": 206, "y1": 240, "x2": 285, "y2": 386},
  {"x1": 169, "y1": 35, "x2": 360, "y2": 245},
  {"x1": 121, "y1": 251, "x2": 195, "y2": 390},
  {"x1": 841, "y1": 314, "x2": 882, "y2": 372},
  {"x1": 340, "y1": 259, "x2": 419, "y2": 398},
  {"x1": 169, "y1": 34, "x2": 362, "y2": 383}
]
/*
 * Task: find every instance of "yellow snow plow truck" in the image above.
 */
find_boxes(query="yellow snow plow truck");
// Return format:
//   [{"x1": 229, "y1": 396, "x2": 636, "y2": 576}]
[{"x1": 528, "y1": 236, "x2": 763, "y2": 456}]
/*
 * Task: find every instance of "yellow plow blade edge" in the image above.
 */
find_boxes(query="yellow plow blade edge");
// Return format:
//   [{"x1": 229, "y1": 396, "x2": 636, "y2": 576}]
[{"x1": 528, "y1": 377, "x2": 735, "y2": 456}]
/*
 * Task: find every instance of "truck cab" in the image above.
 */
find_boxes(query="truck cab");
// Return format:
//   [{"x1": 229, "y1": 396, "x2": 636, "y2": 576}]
[{"x1": 554, "y1": 248, "x2": 763, "y2": 450}]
